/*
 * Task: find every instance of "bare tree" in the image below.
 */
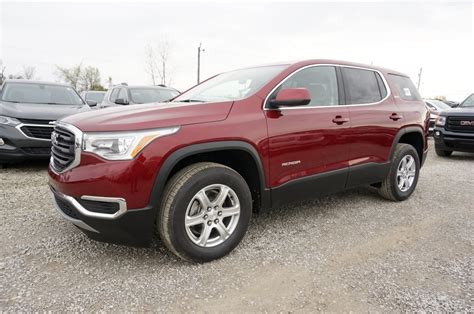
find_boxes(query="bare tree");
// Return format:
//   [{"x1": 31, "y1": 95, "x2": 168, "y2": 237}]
[
  {"x1": 145, "y1": 44, "x2": 159, "y2": 85},
  {"x1": 145, "y1": 41, "x2": 173, "y2": 86},
  {"x1": 81, "y1": 66, "x2": 102, "y2": 90},
  {"x1": 56, "y1": 64, "x2": 83, "y2": 90},
  {"x1": 22, "y1": 66, "x2": 36, "y2": 80},
  {"x1": 157, "y1": 40, "x2": 171, "y2": 85}
]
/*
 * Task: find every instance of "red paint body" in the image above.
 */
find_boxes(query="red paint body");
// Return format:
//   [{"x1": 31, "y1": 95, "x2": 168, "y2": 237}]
[{"x1": 49, "y1": 60, "x2": 429, "y2": 212}]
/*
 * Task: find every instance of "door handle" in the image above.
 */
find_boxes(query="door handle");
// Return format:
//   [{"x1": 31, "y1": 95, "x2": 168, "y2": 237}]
[
  {"x1": 390, "y1": 113, "x2": 403, "y2": 121},
  {"x1": 332, "y1": 115, "x2": 349, "y2": 125}
]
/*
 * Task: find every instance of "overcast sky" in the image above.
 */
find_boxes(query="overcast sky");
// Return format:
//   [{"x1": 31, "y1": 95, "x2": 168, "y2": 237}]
[{"x1": 1, "y1": 1, "x2": 473, "y2": 100}]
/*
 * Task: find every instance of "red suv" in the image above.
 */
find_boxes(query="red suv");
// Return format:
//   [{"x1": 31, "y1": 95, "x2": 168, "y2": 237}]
[{"x1": 48, "y1": 60, "x2": 429, "y2": 262}]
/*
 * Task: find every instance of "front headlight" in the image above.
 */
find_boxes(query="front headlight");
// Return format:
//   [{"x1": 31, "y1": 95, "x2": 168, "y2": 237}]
[
  {"x1": 0, "y1": 115, "x2": 20, "y2": 126},
  {"x1": 435, "y1": 116, "x2": 446, "y2": 126},
  {"x1": 83, "y1": 126, "x2": 180, "y2": 160}
]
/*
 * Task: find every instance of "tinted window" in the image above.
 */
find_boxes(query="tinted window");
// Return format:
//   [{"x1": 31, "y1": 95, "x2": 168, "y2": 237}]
[
  {"x1": 269, "y1": 66, "x2": 338, "y2": 107},
  {"x1": 117, "y1": 88, "x2": 128, "y2": 100},
  {"x1": 109, "y1": 88, "x2": 119, "y2": 102},
  {"x1": 130, "y1": 88, "x2": 178, "y2": 104},
  {"x1": 388, "y1": 74, "x2": 421, "y2": 101},
  {"x1": 343, "y1": 68, "x2": 383, "y2": 104},
  {"x1": 85, "y1": 92, "x2": 105, "y2": 103}
]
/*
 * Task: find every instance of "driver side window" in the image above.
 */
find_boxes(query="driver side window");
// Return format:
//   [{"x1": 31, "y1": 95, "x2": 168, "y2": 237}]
[{"x1": 269, "y1": 66, "x2": 339, "y2": 107}]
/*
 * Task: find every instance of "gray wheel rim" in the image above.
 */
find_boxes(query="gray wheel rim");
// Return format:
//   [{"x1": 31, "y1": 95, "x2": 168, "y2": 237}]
[
  {"x1": 396, "y1": 155, "x2": 416, "y2": 192},
  {"x1": 184, "y1": 184, "x2": 240, "y2": 248}
]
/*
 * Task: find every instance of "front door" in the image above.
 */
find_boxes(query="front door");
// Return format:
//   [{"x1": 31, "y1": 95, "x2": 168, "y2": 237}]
[{"x1": 264, "y1": 65, "x2": 351, "y2": 206}]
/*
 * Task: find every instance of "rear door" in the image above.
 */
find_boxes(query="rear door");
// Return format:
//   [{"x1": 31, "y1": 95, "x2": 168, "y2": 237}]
[
  {"x1": 341, "y1": 67, "x2": 401, "y2": 187},
  {"x1": 265, "y1": 65, "x2": 351, "y2": 205}
]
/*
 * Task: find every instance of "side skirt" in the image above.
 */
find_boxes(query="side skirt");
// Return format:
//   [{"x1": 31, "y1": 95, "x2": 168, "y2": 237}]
[{"x1": 267, "y1": 162, "x2": 391, "y2": 210}]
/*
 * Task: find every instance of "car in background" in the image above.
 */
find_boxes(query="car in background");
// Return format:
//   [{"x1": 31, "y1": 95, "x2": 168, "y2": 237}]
[
  {"x1": 424, "y1": 99, "x2": 451, "y2": 133},
  {"x1": 80, "y1": 90, "x2": 106, "y2": 108},
  {"x1": 0, "y1": 79, "x2": 90, "y2": 165},
  {"x1": 99, "y1": 84, "x2": 179, "y2": 109},
  {"x1": 433, "y1": 93, "x2": 474, "y2": 156}
]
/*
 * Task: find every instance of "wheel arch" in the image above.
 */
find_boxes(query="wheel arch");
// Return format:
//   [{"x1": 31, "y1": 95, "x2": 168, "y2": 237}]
[
  {"x1": 149, "y1": 141, "x2": 270, "y2": 214},
  {"x1": 390, "y1": 126, "x2": 426, "y2": 165}
]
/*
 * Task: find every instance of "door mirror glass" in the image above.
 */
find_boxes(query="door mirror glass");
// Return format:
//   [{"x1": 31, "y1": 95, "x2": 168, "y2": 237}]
[
  {"x1": 114, "y1": 98, "x2": 129, "y2": 105},
  {"x1": 86, "y1": 100, "x2": 98, "y2": 106}
]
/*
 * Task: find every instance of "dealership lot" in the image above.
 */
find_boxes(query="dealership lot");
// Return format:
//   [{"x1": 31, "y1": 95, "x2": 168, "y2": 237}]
[{"x1": 0, "y1": 142, "x2": 472, "y2": 312}]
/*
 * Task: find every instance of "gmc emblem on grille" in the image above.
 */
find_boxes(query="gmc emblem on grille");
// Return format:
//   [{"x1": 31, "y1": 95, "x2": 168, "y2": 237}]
[
  {"x1": 460, "y1": 121, "x2": 474, "y2": 126},
  {"x1": 51, "y1": 132, "x2": 59, "y2": 145}
]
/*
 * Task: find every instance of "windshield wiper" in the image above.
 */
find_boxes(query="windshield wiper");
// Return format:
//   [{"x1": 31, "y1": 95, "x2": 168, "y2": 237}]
[
  {"x1": 1, "y1": 100, "x2": 20, "y2": 103},
  {"x1": 175, "y1": 99, "x2": 206, "y2": 103}
]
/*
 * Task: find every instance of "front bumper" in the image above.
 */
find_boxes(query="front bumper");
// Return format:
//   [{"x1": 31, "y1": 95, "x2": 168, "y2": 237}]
[
  {"x1": 0, "y1": 124, "x2": 52, "y2": 162},
  {"x1": 50, "y1": 186, "x2": 156, "y2": 246},
  {"x1": 433, "y1": 127, "x2": 474, "y2": 153}
]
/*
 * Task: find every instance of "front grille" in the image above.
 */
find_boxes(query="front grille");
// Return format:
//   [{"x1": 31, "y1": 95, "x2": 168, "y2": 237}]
[
  {"x1": 51, "y1": 126, "x2": 76, "y2": 172},
  {"x1": 20, "y1": 125, "x2": 54, "y2": 139},
  {"x1": 78, "y1": 199, "x2": 120, "y2": 214},
  {"x1": 54, "y1": 195, "x2": 79, "y2": 219},
  {"x1": 22, "y1": 147, "x2": 52, "y2": 155},
  {"x1": 446, "y1": 116, "x2": 474, "y2": 133},
  {"x1": 18, "y1": 118, "x2": 55, "y2": 125}
]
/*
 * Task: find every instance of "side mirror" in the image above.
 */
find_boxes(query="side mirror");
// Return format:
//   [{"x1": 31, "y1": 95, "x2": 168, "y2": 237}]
[
  {"x1": 115, "y1": 98, "x2": 129, "y2": 105},
  {"x1": 86, "y1": 100, "x2": 98, "y2": 107},
  {"x1": 271, "y1": 88, "x2": 311, "y2": 108}
]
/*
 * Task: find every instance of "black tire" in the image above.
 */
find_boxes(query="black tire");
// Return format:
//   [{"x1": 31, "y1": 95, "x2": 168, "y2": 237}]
[
  {"x1": 378, "y1": 144, "x2": 420, "y2": 201},
  {"x1": 435, "y1": 147, "x2": 453, "y2": 157},
  {"x1": 158, "y1": 162, "x2": 252, "y2": 263}
]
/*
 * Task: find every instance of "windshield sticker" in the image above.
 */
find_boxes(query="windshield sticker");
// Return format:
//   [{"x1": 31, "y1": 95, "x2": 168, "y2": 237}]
[{"x1": 403, "y1": 88, "x2": 412, "y2": 97}]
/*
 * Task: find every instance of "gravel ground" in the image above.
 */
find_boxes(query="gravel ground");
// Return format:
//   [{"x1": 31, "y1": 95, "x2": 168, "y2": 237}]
[{"x1": 1, "y1": 142, "x2": 473, "y2": 312}]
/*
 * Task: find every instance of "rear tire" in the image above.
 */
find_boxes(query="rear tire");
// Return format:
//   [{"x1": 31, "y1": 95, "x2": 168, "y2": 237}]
[
  {"x1": 435, "y1": 147, "x2": 453, "y2": 157},
  {"x1": 378, "y1": 144, "x2": 420, "y2": 201},
  {"x1": 158, "y1": 162, "x2": 252, "y2": 263}
]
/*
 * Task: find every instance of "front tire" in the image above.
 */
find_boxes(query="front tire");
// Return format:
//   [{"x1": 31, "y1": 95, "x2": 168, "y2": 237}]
[
  {"x1": 158, "y1": 162, "x2": 252, "y2": 263},
  {"x1": 378, "y1": 144, "x2": 420, "y2": 201}
]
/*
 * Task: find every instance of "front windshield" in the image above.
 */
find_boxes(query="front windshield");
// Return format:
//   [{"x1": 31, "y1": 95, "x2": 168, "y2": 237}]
[
  {"x1": 1, "y1": 83, "x2": 84, "y2": 105},
  {"x1": 130, "y1": 88, "x2": 179, "y2": 104},
  {"x1": 174, "y1": 65, "x2": 288, "y2": 103},
  {"x1": 461, "y1": 94, "x2": 474, "y2": 107},
  {"x1": 85, "y1": 92, "x2": 105, "y2": 103}
]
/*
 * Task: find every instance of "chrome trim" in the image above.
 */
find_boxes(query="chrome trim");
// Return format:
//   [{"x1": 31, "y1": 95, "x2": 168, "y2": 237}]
[
  {"x1": 51, "y1": 192, "x2": 99, "y2": 233},
  {"x1": 15, "y1": 123, "x2": 54, "y2": 142},
  {"x1": 49, "y1": 122, "x2": 83, "y2": 174},
  {"x1": 79, "y1": 195, "x2": 127, "y2": 219},
  {"x1": 51, "y1": 187, "x2": 128, "y2": 220},
  {"x1": 263, "y1": 63, "x2": 392, "y2": 111}
]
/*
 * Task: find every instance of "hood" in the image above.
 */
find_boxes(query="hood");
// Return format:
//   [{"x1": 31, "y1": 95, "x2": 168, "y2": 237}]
[
  {"x1": 62, "y1": 101, "x2": 234, "y2": 132},
  {"x1": 0, "y1": 101, "x2": 90, "y2": 121},
  {"x1": 440, "y1": 106, "x2": 474, "y2": 117}
]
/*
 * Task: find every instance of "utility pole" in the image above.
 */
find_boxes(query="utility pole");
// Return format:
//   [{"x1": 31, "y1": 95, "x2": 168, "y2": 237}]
[
  {"x1": 417, "y1": 67, "x2": 423, "y2": 90},
  {"x1": 162, "y1": 59, "x2": 166, "y2": 85},
  {"x1": 197, "y1": 43, "x2": 205, "y2": 84}
]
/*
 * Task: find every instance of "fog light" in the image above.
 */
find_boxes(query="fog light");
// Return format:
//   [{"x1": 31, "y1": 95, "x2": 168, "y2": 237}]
[
  {"x1": 0, "y1": 138, "x2": 4, "y2": 146},
  {"x1": 435, "y1": 131, "x2": 440, "y2": 137}
]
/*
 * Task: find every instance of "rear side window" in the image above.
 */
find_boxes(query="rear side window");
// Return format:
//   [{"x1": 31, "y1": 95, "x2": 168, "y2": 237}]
[
  {"x1": 342, "y1": 68, "x2": 385, "y2": 104},
  {"x1": 388, "y1": 74, "x2": 421, "y2": 101}
]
